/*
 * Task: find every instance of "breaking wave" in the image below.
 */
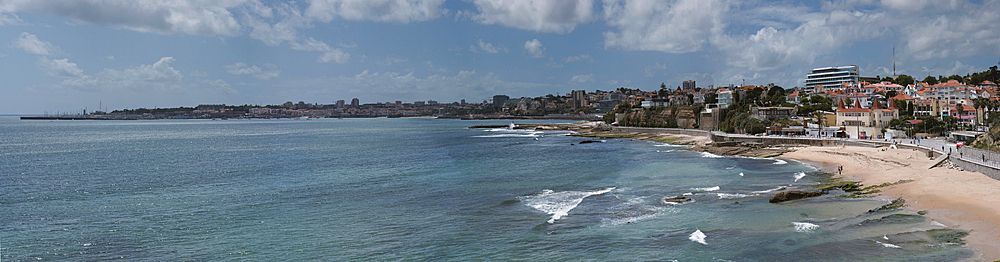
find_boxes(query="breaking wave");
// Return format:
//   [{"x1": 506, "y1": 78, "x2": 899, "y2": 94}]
[
  {"x1": 519, "y1": 187, "x2": 616, "y2": 224},
  {"x1": 792, "y1": 222, "x2": 819, "y2": 232}
]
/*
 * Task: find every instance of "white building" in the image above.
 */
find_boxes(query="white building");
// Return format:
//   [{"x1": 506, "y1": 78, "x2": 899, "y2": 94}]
[
  {"x1": 805, "y1": 65, "x2": 860, "y2": 90},
  {"x1": 716, "y1": 88, "x2": 734, "y2": 109}
]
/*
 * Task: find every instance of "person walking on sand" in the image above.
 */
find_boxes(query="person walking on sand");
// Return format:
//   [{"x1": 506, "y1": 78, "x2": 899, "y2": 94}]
[{"x1": 838, "y1": 166, "x2": 842, "y2": 175}]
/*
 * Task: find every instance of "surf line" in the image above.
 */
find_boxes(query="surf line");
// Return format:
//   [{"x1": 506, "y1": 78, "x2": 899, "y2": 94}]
[{"x1": 519, "y1": 187, "x2": 616, "y2": 224}]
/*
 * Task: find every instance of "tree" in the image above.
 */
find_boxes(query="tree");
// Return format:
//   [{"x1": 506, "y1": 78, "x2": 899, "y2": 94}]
[
  {"x1": 923, "y1": 75, "x2": 939, "y2": 85},
  {"x1": 705, "y1": 93, "x2": 718, "y2": 104},
  {"x1": 896, "y1": 75, "x2": 915, "y2": 86},
  {"x1": 886, "y1": 90, "x2": 898, "y2": 98}
]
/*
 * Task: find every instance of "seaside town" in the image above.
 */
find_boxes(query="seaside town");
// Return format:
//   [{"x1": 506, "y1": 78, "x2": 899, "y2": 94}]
[{"x1": 33, "y1": 63, "x2": 1000, "y2": 141}]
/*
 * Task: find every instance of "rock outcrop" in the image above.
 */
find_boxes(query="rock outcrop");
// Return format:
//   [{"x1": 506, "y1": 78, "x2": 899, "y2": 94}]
[
  {"x1": 661, "y1": 196, "x2": 692, "y2": 205},
  {"x1": 769, "y1": 190, "x2": 824, "y2": 203}
]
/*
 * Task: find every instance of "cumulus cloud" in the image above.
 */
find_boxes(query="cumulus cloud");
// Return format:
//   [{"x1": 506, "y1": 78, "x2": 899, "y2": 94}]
[
  {"x1": 306, "y1": 0, "x2": 446, "y2": 23},
  {"x1": 50, "y1": 56, "x2": 185, "y2": 92},
  {"x1": 12, "y1": 32, "x2": 61, "y2": 56},
  {"x1": 469, "y1": 39, "x2": 508, "y2": 54},
  {"x1": 524, "y1": 39, "x2": 545, "y2": 58},
  {"x1": 244, "y1": 1, "x2": 310, "y2": 46},
  {"x1": 570, "y1": 74, "x2": 594, "y2": 83},
  {"x1": 105, "y1": 55, "x2": 115, "y2": 61},
  {"x1": 38, "y1": 57, "x2": 84, "y2": 78},
  {"x1": 0, "y1": 13, "x2": 23, "y2": 25},
  {"x1": 290, "y1": 37, "x2": 350, "y2": 63},
  {"x1": 563, "y1": 54, "x2": 593, "y2": 63},
  {"x1": 377, "y1": 56, "x2": 409, "y2": 66},
  {"x1": 203, "y1": 79, "x2": 239, "y2": 94},
  {"x1": 603, "y1": 0, "x2": 730, "y2": 53},
  {"x1": 470, "y1": 0, "x2": 595, "y2": 34},
  {"x1": 900, "y1": 0, "x2": 1000, "y2": 61},
  {"x1": 1, "y1": 0, "x2": 243, "y2": 36},
  {"x1": 225, "y1": 62, "x2": 281, "y2": 80}
]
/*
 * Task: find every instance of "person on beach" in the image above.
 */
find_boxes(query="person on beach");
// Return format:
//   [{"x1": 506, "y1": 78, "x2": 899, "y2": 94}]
[{"x1": 838, "y1": 166, "x2": 842, "y2": 175}]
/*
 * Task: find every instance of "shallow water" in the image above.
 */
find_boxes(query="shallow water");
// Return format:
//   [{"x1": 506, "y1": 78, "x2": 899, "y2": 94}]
[{"x1": 0, "y1": 117, "x2": 972, "y2": 261}]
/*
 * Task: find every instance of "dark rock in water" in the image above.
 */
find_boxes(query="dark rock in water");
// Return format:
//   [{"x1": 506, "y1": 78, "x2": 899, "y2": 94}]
[
  {"x1": 661, "y1": 196, "x2": 692, "y2": 204},
  {"x1": 769, "y1": 190, "x2": 824, "y2": 203},
  {"x1": 869, "y1": 198, "x2": 905, "y2": 213},
  {"x1": 860, "y1": 214, "x2": 926, "y2": 225},
  {"x1": 578, "y1": 140, "x2": 602, "y2": 144}
]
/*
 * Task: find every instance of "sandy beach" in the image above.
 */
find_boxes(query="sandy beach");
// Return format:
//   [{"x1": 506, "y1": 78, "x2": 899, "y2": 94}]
[{"x1": 783, "y1": 145, "x2": 1000, "y2": 261}]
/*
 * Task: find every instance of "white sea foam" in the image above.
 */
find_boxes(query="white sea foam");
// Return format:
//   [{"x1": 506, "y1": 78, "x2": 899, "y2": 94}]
[
  {"x1": 793, "y1": 172, "x2": 807, "y2": 182},
  {"x1": 519, "y1": 187, "x2": 616, "y2": 224},
  {"x1": 738, "y1": 172, "x2": 744, "y2": 177},
  {"x1": 792, "y1": 222, "x2": 819, "y2": 232},
  {"x1": 689, "y1": 229, "x2": 707, "y2": 245},
  {"x1": 752, "y1": 186, "x2": 786, "y2": 194},
  {"x1": 691, "y1": 186, "x2": 720, "y2": 192},
  {"x1": 725, "y1": 166, "x2": 736, "y2": 169},
  {"x1": 773, "y1": 159, "x2": 788, "y2": 165},
  {"x1": 699, "y1": 152, "x2": 724, "y2": 158},
  {"x1": 932, "y1": 221, "x2": 947, "y2": 227},
  {"x1": 717, "y1": 193, "x2": 749, "y2": 199},
  {"x1": 875, "y1": 240, "x2": 901, "y2": 248},
  {"x1": 682, "y1": 192, "x2": 693, "y2": 196}
]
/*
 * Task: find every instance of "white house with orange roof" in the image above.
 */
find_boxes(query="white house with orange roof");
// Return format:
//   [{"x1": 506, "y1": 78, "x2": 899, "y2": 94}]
[{"x1": 836, "y1": 98, "x2": 901, "y2": 139}]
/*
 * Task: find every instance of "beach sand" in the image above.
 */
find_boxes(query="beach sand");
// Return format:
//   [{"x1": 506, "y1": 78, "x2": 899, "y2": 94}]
[{"x1": 783, "y1": 145, "x2": 1000, "y2": 261}]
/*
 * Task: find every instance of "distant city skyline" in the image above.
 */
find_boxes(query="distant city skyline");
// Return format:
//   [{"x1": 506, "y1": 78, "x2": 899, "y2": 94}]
[{"x1": 1, "y1": 0, "x2": 998, "y2": 114}]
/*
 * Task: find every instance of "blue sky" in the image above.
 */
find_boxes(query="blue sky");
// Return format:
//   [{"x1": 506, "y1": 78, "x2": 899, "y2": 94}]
[{"x1": 1, "y1": 0, "x2": 998, "y2": 114}]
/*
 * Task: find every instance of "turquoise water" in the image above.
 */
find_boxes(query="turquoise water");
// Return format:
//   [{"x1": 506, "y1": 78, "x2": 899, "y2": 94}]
[{"x1": 1, "y1": 117, "x2": 972, "y2": 261}]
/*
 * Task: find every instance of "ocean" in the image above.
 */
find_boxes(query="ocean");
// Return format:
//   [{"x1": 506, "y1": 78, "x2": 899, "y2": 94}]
[{"x1": 1, "y1": 117, "x2": 973, "y2": 261}]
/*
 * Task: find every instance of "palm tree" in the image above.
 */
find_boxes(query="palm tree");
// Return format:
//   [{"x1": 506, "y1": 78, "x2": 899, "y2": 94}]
[{"x1": 812, "y1": 110, "x2": 826, "y2": 136}]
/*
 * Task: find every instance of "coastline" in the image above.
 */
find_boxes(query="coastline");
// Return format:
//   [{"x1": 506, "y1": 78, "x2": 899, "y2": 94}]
[
  {"x1": 565, "y1": 124, "x2": 999, "y2": 260},
  {"x1": 781, "y1": 146, "x2": 1000, "y2": 261},
  {"x1": 493, "y1": 122, "x2": 998, "y2": 260}
]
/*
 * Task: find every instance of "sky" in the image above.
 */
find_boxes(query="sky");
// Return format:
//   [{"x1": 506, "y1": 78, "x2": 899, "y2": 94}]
[{"x1": 1, "y1": 0, "x2": 998, "y2": 114}]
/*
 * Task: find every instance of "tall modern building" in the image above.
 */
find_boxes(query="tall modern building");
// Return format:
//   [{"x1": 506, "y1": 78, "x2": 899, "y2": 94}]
[
  {"x1": 682, "y1": 80, "x2": 696, "y2": 90},
  {"x1": 350, "y1": 98, "x2": 360, "y2": 107},
  {"x1": 571, "y1": 90, "x2": 588, "y2": 108},
  {"x1": 805, "y1": 65, "x2": 860, "y2": 89},
  {"x1": 493, "y1": 95, "x2": 509, "y2": 108}
]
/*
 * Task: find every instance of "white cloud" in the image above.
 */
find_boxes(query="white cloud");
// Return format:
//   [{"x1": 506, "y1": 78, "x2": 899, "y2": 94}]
[
  {"x1": 563, "y1": 54, "x2": 593, "y2": 63},
  {"x1": 105, "y1": 55, "x2": 115, "y2": 61},
  {"x1": 38, "y1": 57, "x2": 84, "y2": 78},
  {"x1": 0, "y1": 13, "x2": 23, "y2": 25},
  {"x1": 603, "y1": 0, "x2": 730, "y2": 53},
  {"x1": 203, "y1": 79, "x2": 239, "y2": 94},
  {"x1": 50, "y1": 56, "x2": 186, "y2": 92},
  {"x1": 190, "y1": 70, "x2": 209, "y2": 77},
  {"x1": 290, "y1": 37, "x2": 350, "y2": 63},
  {"x1": 469, "y1": 39, "x2": 508, "y2": 54},
  {"x1": 12, "y1": 32, "x2": 61, "y2": 56},
  {"x1": 470, "y1": 0, "x2": 595, "y2": 34},
  {"x1": 643, "y1": 62, "x2": 666, "y2": 77},
  {"x1": 225, "y1": 62, "x2": 281, "y2": 80},
  {"x1": 900, "y1": 1, "x2": 1000, "y2": 61},
  {"x1": 377, "y1": 56, "x2": 409, "y2": 66},
  {"x1": 244, "y1": 1, "x2": 310, "y2": 46},
  {"x1": 524, "y1": 39, "x2": 545, "y2": 58},
  {"x1": 1, "y1": 0, "x2": 243, "y2": 36},
  {"x1": 570, "y1": 74, "x2": 594, "y2": 83},
  {"x1": 306, "y1": 0, "x2": 446, "y2": 24},
  {"x1": 714, "y1": 9, "x2": 887, "y2": 72}
]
